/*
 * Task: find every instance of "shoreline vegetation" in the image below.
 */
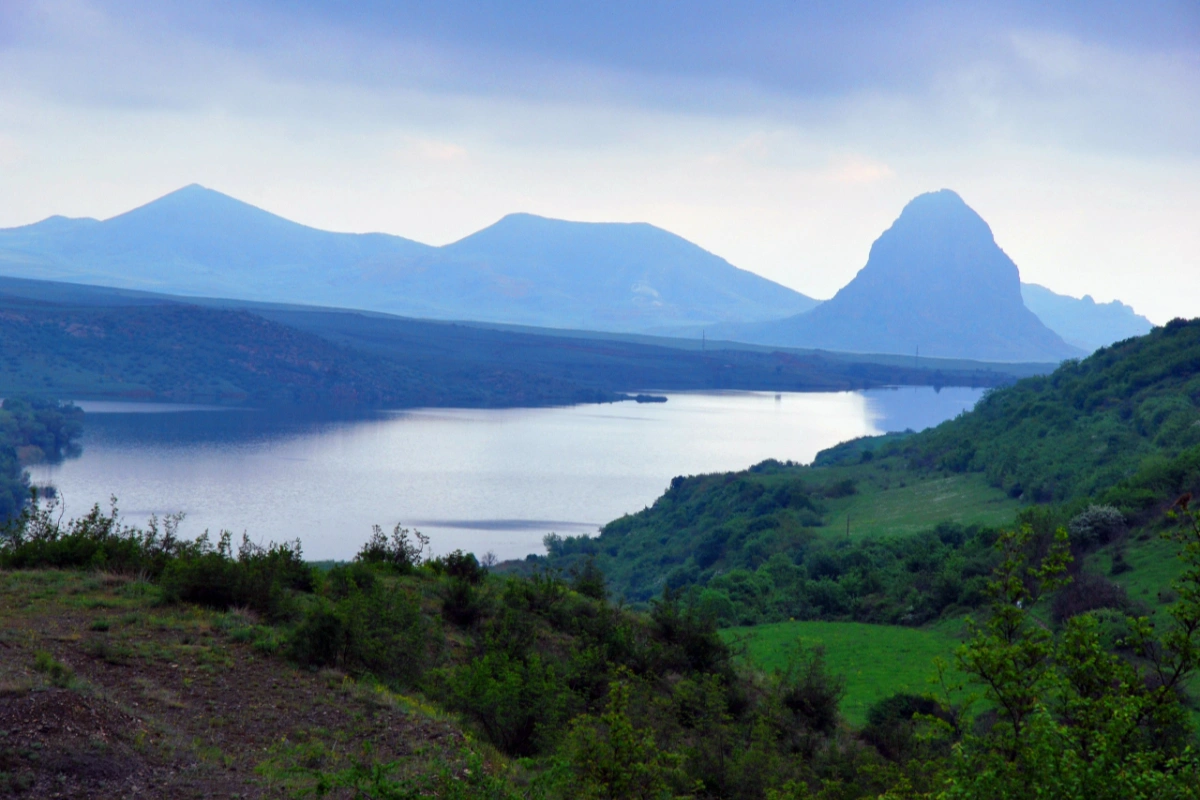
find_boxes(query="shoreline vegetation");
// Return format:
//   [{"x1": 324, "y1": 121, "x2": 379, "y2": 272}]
[{"x1": 1, "y1": 319, "x2": 1199, "y2": 797}]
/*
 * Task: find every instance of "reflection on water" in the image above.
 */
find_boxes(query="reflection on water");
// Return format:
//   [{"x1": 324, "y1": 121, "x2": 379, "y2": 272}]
[
  {"x1": 862, "y1": 386, "x2": 986, "y2": 434},
  {"x1": 32, "y1": 388, "x2": 983, "y2": 561}
]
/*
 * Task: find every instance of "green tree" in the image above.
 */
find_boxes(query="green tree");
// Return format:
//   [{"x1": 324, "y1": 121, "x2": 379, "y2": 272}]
[{"x1": 938, "y1": 516, "x2": 1200, "y2": 799}]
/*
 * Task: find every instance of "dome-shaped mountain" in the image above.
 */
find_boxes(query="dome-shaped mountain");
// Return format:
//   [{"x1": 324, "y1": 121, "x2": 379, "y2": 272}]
[{"x1": 716, "y1": 190, "x2": 1084, "y2": 362}]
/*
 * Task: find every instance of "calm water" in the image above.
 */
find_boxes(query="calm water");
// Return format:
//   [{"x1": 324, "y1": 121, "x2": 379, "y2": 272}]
[{"x1": 29, "y1": 387, "x2": 984, "y2": 561}]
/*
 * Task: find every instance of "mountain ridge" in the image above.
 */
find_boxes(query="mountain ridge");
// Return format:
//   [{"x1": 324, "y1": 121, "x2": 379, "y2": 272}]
[{"x1": 0, "y1": 185, "x2": 816, "y2": 333}]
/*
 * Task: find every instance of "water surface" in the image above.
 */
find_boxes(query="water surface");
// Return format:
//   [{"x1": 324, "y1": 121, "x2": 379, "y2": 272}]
[{"x1": 30, "y1": 387, "x2": 983, "y2": 561}]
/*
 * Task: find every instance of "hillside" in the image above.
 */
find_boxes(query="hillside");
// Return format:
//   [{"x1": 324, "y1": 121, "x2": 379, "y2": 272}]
[
  {"x1": 531, "y1": 319, "x2": 1200, "y2": 621},
  {"x1": 1021, "y1": 282, "x2": 1154, "y2": 352},
  {"x1": 2, "y1": 461, "x2": 1198, "y2": 798},
  {"x1": 0, "y1": 298, "x2": 620, "y2": 409},
  {"x1": 0, "y1": 277, "x2": 1031, "y2": 409},
  {"x1": 712, "y1": 190, "x2": 1083, "y2": 362},
  {"x1": 903, "y1": 316, "x2": 1200, "y2": 505},
  {"x1": 0, "y1": 185, "x2": 815, "y2": 332}
]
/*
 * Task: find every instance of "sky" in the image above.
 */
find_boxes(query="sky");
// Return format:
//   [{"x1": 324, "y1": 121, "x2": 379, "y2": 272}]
[{"x1": 0, "y1": 1, "x2": 1197, "y2": 323}]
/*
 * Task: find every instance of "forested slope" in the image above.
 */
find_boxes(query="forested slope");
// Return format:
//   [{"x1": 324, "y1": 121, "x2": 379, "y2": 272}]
[{"x1": 532, "y1": 319, "x2": 1200, "y2": 626}]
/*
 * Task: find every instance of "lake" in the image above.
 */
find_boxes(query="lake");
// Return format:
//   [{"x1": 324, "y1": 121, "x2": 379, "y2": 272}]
[{"x1": 29, "y1": 387, "x2": 984, "y2": 561}]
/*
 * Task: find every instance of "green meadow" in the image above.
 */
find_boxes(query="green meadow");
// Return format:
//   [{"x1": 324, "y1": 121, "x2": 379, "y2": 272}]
[
  {"x1": 820, "y1": 470, "x2": 1021, "y2": 541},
  {"x1": 722, "y1": 619, "x2": 968, "y2": 725}
]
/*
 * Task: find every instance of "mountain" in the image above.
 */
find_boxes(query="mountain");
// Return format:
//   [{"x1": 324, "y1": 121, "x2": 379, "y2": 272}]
[
  {"x1": 430, "y1": 213, "x2": 818, "y2": 329},
  {"x1": 1020, "y1": 282, "x2": 1153, "y2": 352},
  {"x1": 0, "y1": 185, "x2": 816, "y2": 332},
  {"x1": 0, "y1": 185, "x2": 434, "y2": 302},
  {"x1": 709, "y1": 190, "x2": 1084, "y2": 363}
]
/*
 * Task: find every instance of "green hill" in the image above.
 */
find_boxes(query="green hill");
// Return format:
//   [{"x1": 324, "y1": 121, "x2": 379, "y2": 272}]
[{"x1": 531, "y1": 319, "x2": 1200, "y2": 627}]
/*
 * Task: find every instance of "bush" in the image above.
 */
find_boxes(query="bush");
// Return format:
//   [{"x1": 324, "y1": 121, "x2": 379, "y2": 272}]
[
  {"x1": 291, "y1": 580, "x2": 428, "y2": 684},
  {"x1": 775, "y1": 643, "x2": 845, "y2": 736},
  {"x1": 1067, "y1": 505, "x2": 1126, "y2": 549},
  {"x1": 0, "y1": 498, "x2": 186, "y2": 575},
  {"x1": 441, "y1": 577, "x2": 485, "y2": 627},
  {"x1": 570, "y1": 556, "x2": 607, "y2": 600},
  {"x1": 160, "y1": 532, "x2": 314, "y2": 620},
  {"x1": 1052, "y1": 570, "x2": 1130, "y2": 623},
  {"x1": 324, "y1": 561, "x2": 378, "y2": 600},
  {"x1": 356, "y1": 524, "x2": 428, "y2": 572},
  {"x1": 430, "y1": 651, "x2": 570, "y2": 757},
  {"x1": 33, "y1": 650, "x2": 75, "y2": 688},
  {"x1": 430, "y1": 549, "x2": 487, "y2": 584},
  {"x1": 861, "y1": 692, "x2": 953, "y2": 762}
]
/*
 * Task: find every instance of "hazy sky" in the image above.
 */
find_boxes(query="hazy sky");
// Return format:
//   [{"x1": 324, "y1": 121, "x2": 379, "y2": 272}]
[{"x1": 1, "y1": 1, "x2": 1197, "y2": 323}]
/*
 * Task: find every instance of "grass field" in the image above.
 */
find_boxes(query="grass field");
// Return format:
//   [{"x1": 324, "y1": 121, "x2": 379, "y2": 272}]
[
  {"x1": 821, "y1": 470, "x2": 1021, "y2": 541},
  {"x1": 722, "y1": 619, "x2": 968, "y2": 725}
]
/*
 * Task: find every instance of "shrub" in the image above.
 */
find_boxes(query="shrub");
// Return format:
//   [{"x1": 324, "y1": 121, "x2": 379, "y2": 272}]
[
  {"x1": 160, "y1": 532, "x2": 314, "y2": 620},
  {"x1": 570, "y1": 556, "x2": 607, "y2": 600},
  {"x1": 861, "y1": 692, "x2": 953, "y2": 762},
  {"x1": 775, "y1": 643, "x2": 844, "y2": 737},
  {"x1": 1052, "y1": 570, "x2": 1130, "y2": 623},
  {"x1": 324, "y1": 561, "x2": 378, "y2": 600},
  {"x1": 430, "y1": 549, "x2": 487, "y2": 584},
  {"x1": 0, "y1": 498, "x2": 186, "y2": 575},
  {"x1": 356, "y1": 524, "x2": 427, "y2": 572},
  {"x1": 441, "y1": 577, "x2": 485, "y2": 627},
  {"x1": 431, "y1": 651, "x2": 570, "y2": 757},
  {"x1": 33, "y1": 650, "x2": 74, "y2": 688},
  {"x1": 1067, "y1": 505, "x2": 1126, "y2": 549},
  {"x1": 291, "y1": 581, "x2": 428, "y2": 684}
]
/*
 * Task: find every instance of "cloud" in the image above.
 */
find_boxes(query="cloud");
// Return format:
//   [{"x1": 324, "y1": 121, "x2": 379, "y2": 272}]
[
  {"x1": 822, "y1": 156, "x2": 896, "y2": 185},
  {"x1": 0, "y1": 1, "x2": 1197, "y2": 323}
]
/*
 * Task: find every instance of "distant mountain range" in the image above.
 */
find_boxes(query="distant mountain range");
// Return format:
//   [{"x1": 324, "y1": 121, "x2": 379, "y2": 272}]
[
  {"x1": 0, "y1": 185, "x2": 816, "y2": 333},
  {"x1": 708, "y1": 191, "x2": 1086, "y2": 362},
  {"x1": 1019, "y1": 283, "x2": 1153, "y2": 352},
  {"x1": 0, "y1": 185, "x2": 1153, "y2": 364}
]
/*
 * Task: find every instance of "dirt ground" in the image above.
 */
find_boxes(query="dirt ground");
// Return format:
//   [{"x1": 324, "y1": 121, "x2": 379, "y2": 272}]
[{"x1": 0, "y1": 570, "x2": 466, "y2": 799}]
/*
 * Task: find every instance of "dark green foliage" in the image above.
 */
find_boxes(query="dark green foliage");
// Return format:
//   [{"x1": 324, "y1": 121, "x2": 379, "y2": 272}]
[
  {"x1": 1, "y1": 494, "x2": 318, "y2": 620},
  {"x1": 433, "y1": 651, "x2": 569, "y2": 756},
  {"x1": 861, "y1": 693, "x2": 954, "y2": 763},
  {"x1": 0, "y1": 397, "x2": 83, "y2": 521},
  {"x1": 1, "y1": 498, "x2": 185, "y2": 574},
  {"x1": 569, "y1": 556, "x2": 607, "y2": 600},
  {"x1": 0, "y1": 285, "x2": 1019, "y2": 413},
  {"x1": 290, "y1": 580, "x2": 428, "y2": 683},
  {"x1": 660, "y1": 522, "x2": 999, "y2": 627},
  {"x1": 939, "y1": 517, "x2": 1200, "y2": 798},
  {"x1": 430, "y1": 549, "x2": 488, "y2": 584},
  {"x1": 541, "y1": 467, "x2": 829, "y2": 603},
  {"x1": 440, "y1": 577, "x2": 486, "y2": 626},
  {"x1": 159, "y1": 532, "x2": 314, "y2": 619},
  {"x1": 774, "y1": 644, "x2": 845, "y2": 736},
  {"x1": 355, "y1": 524, "x2": 429, "y2": 572},
  {"x1": 906, "y1": 318, "x2": 1200, "y2": 503}
]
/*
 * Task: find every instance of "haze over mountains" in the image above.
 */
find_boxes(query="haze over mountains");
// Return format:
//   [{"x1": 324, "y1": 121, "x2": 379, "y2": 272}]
[
  {"x1": 0, "y1": 185, "x2": 816, "y2": 333},
  {"x1": 0, "y1": 185, "x2": 1152, "y2": 364}
]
